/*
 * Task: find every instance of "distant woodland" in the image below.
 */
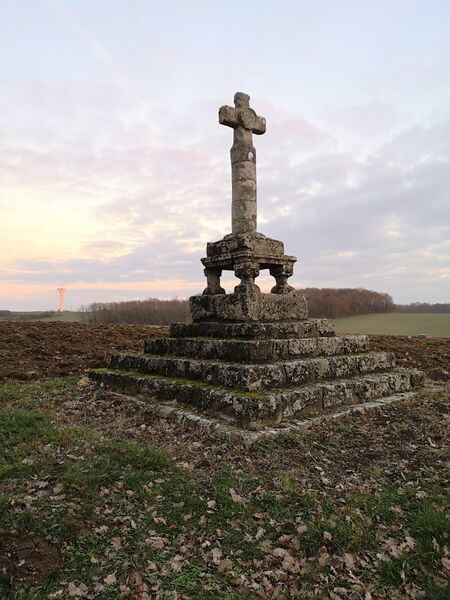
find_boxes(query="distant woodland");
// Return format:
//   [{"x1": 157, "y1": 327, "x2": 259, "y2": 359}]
[
  {"x1": 395, "y1": 303, "x2": 450, "y2": 313},
  {"x1": 2, "y1": 293, "x2": 447, "y2": 325},
  {"x1": 302, "y1": 288, "x2": 394, "y2": 319},
  {"x1": 85, "y1": 298, "x2": 190, "y2": 324},
  {"x1": 85, "y1": 288, "x2": 395, "y2": 324}
]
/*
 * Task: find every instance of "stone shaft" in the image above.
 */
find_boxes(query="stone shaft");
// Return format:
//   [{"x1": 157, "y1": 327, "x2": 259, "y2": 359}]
[
  {"x1": 219, "y1": 92, "x2": 266, "y2": 235},
  {"x1": 231, "y1": 130, "x2": 257, "y2": 234}
]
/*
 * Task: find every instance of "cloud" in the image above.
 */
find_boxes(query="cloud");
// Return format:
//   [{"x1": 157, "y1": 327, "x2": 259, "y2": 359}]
[{"x1": 0, "y1": 83, "x2": 449, "y2": 309}]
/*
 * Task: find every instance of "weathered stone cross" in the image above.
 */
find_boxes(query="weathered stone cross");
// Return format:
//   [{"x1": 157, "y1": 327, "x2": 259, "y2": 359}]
[{"x1": 219, "y1": 92, "x2": 266, "y2": 235}]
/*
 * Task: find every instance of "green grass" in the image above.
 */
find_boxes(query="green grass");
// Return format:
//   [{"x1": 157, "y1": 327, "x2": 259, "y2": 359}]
[
  {"x1": 1, "y1": 379, "x2": 448, "y2": 598},
  {"x1": 333, "y1": 312, "x2": 450, "y2": 337},
  {"x1": 38, "y1": 311, "x2": 85, "y2": 322},
  {"x1": 0, "y1": 311, "x2": 85, "y2": 322}
]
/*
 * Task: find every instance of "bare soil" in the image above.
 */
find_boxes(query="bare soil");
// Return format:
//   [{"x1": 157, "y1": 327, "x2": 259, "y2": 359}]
[
  {"x1": 0, "y1": 321, "x2": 448, "y2": 382},
  {"x1": 0, "y1": 534, "x2": 60, "y2": 586},
  {"x1": 0, "y1": 321, "x2": 167, "y2": 381},
  {"x1": 370, "y1": 334, "x2": 450, "y2": 381}
]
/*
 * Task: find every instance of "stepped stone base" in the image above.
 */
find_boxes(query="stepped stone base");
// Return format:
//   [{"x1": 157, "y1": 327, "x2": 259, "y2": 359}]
[
  {"x1": 141, "y1": 390, "x2": 421, "y2": 445},
  {"x1": 170, "y1": 319, "x2": 335, "y2": 339},
  {"x1": 90, "y1": 368, "x2": 423, "y2": 430},
  {"x1": 90, "y1": 315, "x2": 424, "y2": 431},
  {"x1": 144, "y1": 334, "x2": 369, "y2": 362},
  {"x1": 108, "y1": 351, "x2": 396, "y2": 392}
]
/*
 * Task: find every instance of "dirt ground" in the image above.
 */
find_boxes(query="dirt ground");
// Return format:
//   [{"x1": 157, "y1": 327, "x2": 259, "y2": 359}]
[
  {"x1": 370, "y1": 335, "x2": 449, "y2": 381},
  {"x1": 1, "y1": 322, "x2": 448, "y2": 598},
  {"x1": 0, "y1": 321, "x2": 167, "y2": 381},
  {"x1": 0, "y1": 321, "x2": 448, "y2": 382}
]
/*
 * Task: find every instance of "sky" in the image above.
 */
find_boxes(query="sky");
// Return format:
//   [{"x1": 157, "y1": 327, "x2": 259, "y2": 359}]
[{"x1": 0, "y1": 0, "x2": 449, "y2": 311}]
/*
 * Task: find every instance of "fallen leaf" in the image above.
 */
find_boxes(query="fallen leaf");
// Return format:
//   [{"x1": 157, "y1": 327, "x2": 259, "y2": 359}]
[
  {"x1": 104, "y1": 573, "x2": 117, "y2": 585},
  {"x1": 282, "y1": 553, "x2": 295, "y2": 564},
  {"x1": 343, "y1": 552, "x2": 355, "y2": 570},
  {"x1": 36, "y1": 480, "x2": 49, "y2": 489},
  {"x1": 218, "y1": 558, "x2": 232, "y2": 573},
  {"x1": 230, "y1": 488, "x2": 246, "y2": 503},
  {"x1": 318, "y1": 548, "x2": 329, "y2": 567},
  {"x1": 128, "y1": 571, "x2": 143, "y2": 586},
  {"x1": 94, "y1": 525, "x2": 108, "y2": 534},
  {"x1": 212, "y1": 547, "x2": 222, "y2": 563},
  {"x1": 68, "y1": 582, "x2": 88, "y2": 597}
]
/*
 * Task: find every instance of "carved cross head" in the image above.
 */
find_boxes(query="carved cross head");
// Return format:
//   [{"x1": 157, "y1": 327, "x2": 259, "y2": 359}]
[{"x1": 219, "y1": 92, "x2": 266, "y2": 135}]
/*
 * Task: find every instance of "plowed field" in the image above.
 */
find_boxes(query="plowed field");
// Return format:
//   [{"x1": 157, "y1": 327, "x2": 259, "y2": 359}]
[
  {"x1": 0, "y1": 322, "x2": 167, "y2": 381},
  {"x1": 0, "y1": 321, "x2": 448, "y2": 382}
]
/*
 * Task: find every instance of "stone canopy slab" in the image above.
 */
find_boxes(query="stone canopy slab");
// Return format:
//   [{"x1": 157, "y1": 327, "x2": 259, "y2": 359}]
[
  {"x1": 205, "y1": 232, "x2": 285, "y2": 261},
  {"x1": 201, "y1": 232, "x2": 297, "y2": 296}
]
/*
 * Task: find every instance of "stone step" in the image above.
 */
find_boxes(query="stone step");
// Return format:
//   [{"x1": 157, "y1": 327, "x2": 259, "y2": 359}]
[
  {"x1": 90, "y1": 368, "x2": 424, "y2": 430},
  {"x1": 108, "y1": 351, "x2": 396, "y2": 392},
  {"x1": 144, "y1": 334, "x2": 369, "y2": 362},
  {"x1": 170, "y1": 319, "x2": 335, "y2": 340}
]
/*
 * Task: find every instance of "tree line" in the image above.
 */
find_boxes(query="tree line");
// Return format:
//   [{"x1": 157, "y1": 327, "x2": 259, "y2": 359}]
[
  {"x1": 394, "y1": 302, "x2": 450, "y2": 314},
  {"x1": 84, "y1": 298, "x2": 190, "y2": 324},
  {"x1": 301, "y1": 288, "x2": 394, "y2": 319},
  {"x1": 83, "y1": 288, "x2": 395, "y2": 324}
]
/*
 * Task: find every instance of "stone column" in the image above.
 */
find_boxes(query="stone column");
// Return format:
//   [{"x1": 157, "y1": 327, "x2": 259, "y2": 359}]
[
  {"x1": 231, "y1": 124, "x2": 257, "y2": 234},
  {"x1": 219, "y1": 92, "x2": 266, "y2": 236},
  {"x1": 234, "y1": 260, "x2": 260, "y2": 294},
  {"x1": 270, "y1": 264, "x2": 295, "y2": 294},
  {"x1": 203, "y1": 267, "x2": 225, "y2": 295}
]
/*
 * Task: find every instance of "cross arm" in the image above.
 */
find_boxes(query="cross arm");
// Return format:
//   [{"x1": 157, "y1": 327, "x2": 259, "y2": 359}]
[
  {"x1": 219, "y1": 105, "x2": 266, "y2": 134},
  {"x1": 219, "y1": 105, "x2": 239, "y2": 128}
]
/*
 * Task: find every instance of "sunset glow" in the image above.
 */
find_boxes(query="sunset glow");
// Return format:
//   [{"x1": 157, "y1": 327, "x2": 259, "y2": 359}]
[{"x1": 1, "y1": 1, "x2": 449, "y2": 310}]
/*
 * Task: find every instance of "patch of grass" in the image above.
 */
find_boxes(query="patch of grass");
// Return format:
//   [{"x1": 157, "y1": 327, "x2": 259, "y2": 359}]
[
  {"x1": 0, "y1": 311, "x2": 85, "y2": 323},
  {"x1": 0, "y1": 378, "x2": 73, "y2": 410},
  {"x1": 0, "y1": 408, "x2": 187, "y2": 596},
  {"x1": 333, "y1": 312, "x2": 450, "y2": 337},
  {"x1": 1, "y1": 377, "x2": 449, "y2": 598}
]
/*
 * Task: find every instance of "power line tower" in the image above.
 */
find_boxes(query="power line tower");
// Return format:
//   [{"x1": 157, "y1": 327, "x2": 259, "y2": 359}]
[{"x1": 57, "y1": 288, "x2": 66, "y2": 313}]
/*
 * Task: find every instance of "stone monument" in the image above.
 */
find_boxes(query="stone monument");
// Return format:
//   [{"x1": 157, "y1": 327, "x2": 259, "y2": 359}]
[{"x1": 91, "y1": 92, "x2": 423, "y2": 433}]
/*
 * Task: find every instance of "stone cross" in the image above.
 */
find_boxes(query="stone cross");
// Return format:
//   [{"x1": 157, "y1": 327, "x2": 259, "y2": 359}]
[{"x1": 219, "y1": 92, "x2": 266, "y2": 235}]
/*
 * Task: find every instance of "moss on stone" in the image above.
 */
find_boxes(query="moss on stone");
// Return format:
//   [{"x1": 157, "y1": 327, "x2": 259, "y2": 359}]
[{"x1": 93, "y1": 368, "x2": 260, "y2": 399}]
